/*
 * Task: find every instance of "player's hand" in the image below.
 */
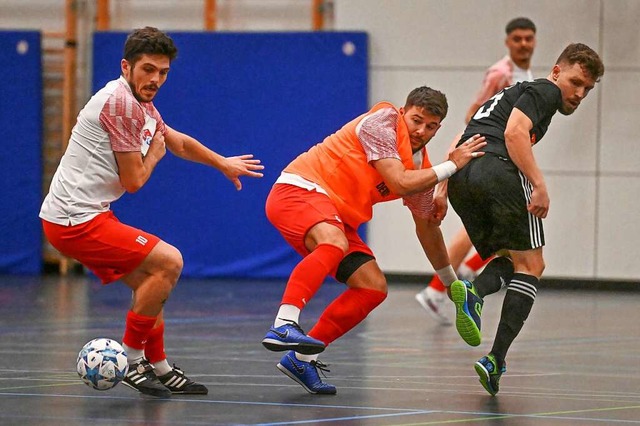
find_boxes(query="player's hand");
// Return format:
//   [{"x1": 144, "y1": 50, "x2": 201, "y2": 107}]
[
  {"x1": 448, "y1": 134, "x2": 486, "y2": 169},
  {"x1": 148, "y1": 131, "x2": 166, "y2": 161},
  {"x1": 528, "y1": 184, "x2": 549, "y2": 218},
  {"x1": 223, "y1": 154, "x2": 265, "y2": 191},
  {"x1": 430, "y1": 187, "x2": 449, "y2": 223}
]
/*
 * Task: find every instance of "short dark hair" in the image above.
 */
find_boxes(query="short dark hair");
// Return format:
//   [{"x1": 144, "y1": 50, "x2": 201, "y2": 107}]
[
  {"x1": 505, "y1": 17, "x2": 536, "y2": 34},
  {"x1": 123, "y1": 26, "x2": 178, "y2": 65},
  {"x1": 404, "y1": 86, "x2": 448, "y2": 120},
  {"x1": 556, "y1": 43, "x2": 605, "y2": 81}
]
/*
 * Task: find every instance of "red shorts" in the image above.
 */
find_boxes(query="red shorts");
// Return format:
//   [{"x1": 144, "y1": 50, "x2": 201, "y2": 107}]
[
  {"x1": 265, "y1": 184, "x2": 373, "y2": 273},
  {"x1": 42, "y1": 211, "x2": 160, "y2": 284}
]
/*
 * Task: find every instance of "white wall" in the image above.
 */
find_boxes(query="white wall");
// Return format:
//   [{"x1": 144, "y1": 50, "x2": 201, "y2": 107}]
[
  {"x1": 334, "y1": 0, "x2": 639, "y2": 281},
  {"x1": 0, "y1": 1, "x2": 319, "y2": 32},
  {"x1": 1, "y1": 0, "x2": 637, "y2": 280}
]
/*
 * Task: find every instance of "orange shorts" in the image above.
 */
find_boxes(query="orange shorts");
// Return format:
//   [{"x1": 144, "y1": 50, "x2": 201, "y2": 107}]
[
  {"x1": 265, "y1": 183, "x2": 373, "y2": 268},
  {"x1": 42, "y1": 211, "x2": 160, "y2": 284}
]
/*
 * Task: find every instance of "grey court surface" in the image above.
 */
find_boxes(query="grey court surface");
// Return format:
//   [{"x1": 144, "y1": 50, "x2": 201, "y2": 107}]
[{"x1": 0, "y1": 274, "x2": 638, "y2": 425}]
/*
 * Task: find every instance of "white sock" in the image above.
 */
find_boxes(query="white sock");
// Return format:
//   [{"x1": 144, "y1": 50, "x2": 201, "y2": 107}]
[
  {"x1": 122, "y1": 344, "x2": 144, "y2": 364},
  {"x1": 274, "y1": 304, "x2": 301, "y2": 327},
  {"x1": 152, "y1": 359, "x2": 172, "y2": 376},
  {"x1": 295, "y1": 352, "x2": 319, "y2": 363}
]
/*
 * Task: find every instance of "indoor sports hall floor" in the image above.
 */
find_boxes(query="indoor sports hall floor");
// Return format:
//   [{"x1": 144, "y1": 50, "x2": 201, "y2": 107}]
[{"x1": 0, "y1": 274, "x2": 638, "y2": 425}]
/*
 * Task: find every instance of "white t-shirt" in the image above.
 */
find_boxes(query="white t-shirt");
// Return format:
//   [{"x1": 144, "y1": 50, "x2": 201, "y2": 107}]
[
  {"x1": 512, "y1": 63, "x2": 534, "y2": 84},
  {"x1": 40, "y1": 76, "x2": 166, "y2": 226}
]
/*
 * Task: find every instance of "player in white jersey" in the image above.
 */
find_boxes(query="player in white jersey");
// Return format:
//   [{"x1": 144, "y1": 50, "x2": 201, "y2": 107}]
[
  {"x1": 40, "y1": 27, "x2": 264, "y2": 398},
  {"x1": 416, "y1": 17, "x2": 537, "y2": 325}
]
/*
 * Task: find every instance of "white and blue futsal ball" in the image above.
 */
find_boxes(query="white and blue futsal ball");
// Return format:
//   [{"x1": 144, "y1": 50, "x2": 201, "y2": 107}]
[{"x1": 76, "y1": 338, "x2": 128, "y2": 390}]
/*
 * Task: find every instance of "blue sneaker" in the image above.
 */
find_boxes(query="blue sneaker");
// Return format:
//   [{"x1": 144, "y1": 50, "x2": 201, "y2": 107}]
[
  {"x1": 450, "y1": 279, "x2": 483, "y2": 346},
  {"x1": 276, "y1": 351, "x2": 336, "y2": 395},
  {"x1": 474, "y1": 354, "x2": 506, "y2": 396},
  {"x1": 262, "y1": 320, "x2": 326, "y2": 355}
]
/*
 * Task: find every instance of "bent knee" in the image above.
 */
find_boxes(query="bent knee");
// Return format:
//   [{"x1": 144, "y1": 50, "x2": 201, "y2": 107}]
[
  {"x1": 322, "y1": 236, "x2": 349, "y2": 254},
  {"x1": 368, "y1": 275, "x2": 388, "y2": 294},
  {"x1": 163, "y1": 247, "x2": 183, "y2": 285},
  {"x1": 352, "y1": 275, "x2": 388, "y2": 295},
  {"x1": 148, "y1": 242, "x2": 183, "y2": 285}
]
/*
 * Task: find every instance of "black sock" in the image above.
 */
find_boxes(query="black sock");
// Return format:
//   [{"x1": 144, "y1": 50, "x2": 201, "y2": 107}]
[
  {"x1": 473, "y1": 256, "x2": 514, "y2": 298},
  {"x1": 490, "y1": 273, "x2": 538, "y2": 368}
]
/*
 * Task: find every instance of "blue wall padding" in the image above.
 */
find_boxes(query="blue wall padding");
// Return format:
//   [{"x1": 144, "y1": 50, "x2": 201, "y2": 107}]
[
  {"x1": 92, "y1": 32, "x2": 368, "y2": 278},
  {"x1": 0, "y1": 31, "x2": 42, "y2": 274}
]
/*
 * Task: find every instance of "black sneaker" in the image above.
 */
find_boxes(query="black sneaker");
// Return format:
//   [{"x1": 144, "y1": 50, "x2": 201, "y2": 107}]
[
  {"x1": 122, "y1": 360, "x2": 171, "y2": 398},
  {"x1": 157, "y1": 365, "x2": 208, "y2": 395}
]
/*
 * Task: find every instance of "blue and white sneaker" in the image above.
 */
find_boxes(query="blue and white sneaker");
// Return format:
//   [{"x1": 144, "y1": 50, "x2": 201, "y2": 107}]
[
  {"x1": 450, "y1": 279, "x2": 483, "y2": 346},
  {"x1": 276, "y1": 351, "x2": 336, "y2": 395},
  {"x1": 262, "y1": 320, "x2": 325, "y2": 355}
]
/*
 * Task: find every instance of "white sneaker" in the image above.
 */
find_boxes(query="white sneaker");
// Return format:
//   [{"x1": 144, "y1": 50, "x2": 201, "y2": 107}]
[{"x1": 415, "y1": 286, "x2": 452, "y2": 326}]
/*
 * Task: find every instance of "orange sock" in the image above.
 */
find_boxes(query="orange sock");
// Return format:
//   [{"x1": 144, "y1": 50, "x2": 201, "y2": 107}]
[
  {"x1": 428, "y1": 274, "x2": 447, "y2": 292},
  {"x1": 122, "y1": 310, "x2": 157, "y2": 350},
  {"x1": 281, "y1": 243, "x2": 345, "y2": 309},
  {"x1": 308, "y1": 287, "x2": 387, "y2": 346},
  {"x1": 144, "y1": 322, "x2": 166, "y2": 364},
  {"x1": 465, "y1": 252, "x2": 492, "y2": 271}
]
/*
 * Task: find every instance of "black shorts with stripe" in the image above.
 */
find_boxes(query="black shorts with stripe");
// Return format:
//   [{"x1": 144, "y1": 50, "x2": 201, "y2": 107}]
[{"x1": 448, "y1": 152, "x2": 544, "y2": 259}]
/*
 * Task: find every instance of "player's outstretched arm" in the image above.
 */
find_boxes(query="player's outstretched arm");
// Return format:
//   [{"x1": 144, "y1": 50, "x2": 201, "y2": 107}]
[
  {"x1": 373, "y1": 135, "x2": 486, "y2": 197},
  {"x1": 447, "y1": 134, "x2": 486, "y2": 169},
  {"x1": 220, "y1": 154, "x2": 264, "y2": 190},
  {"x1": 164, "y1": 125, "x2": 264, "y2": 190}
]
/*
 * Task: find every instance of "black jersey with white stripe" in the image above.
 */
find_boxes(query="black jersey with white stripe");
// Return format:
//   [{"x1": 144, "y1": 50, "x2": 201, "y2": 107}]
[{"x1": 460, "y1": 78, "x2": 562, "y2": 158}]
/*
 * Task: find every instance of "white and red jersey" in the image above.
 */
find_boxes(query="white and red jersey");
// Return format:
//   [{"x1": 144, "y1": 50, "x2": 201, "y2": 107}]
[{"x1": 40, "y1": 76, "x2": 167, "y2": 226}]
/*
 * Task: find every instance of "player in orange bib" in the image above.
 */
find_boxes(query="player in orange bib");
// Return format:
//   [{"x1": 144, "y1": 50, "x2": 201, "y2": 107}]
[{"x1": 261, "y1": 86, "x2": 486, "y2": 394}]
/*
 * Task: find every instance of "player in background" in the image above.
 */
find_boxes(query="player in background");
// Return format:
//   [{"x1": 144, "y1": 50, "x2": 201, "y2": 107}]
[
  {"x1": 446, "y1": 43, "x2": 604, "y2": 395},
  {"x1": 261, "y1": 86, "x2": 486, "y2": 394},
  {"x1": 416, "y1": 17, "x2": 537, "y2": 325},
  {"x1": 40, "y1": 27, "x2": 264, "y2": 397}
]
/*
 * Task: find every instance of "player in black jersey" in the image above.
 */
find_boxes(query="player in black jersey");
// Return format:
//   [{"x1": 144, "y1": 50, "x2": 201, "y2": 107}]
[{"x1": 443, "y1": 43, "x2": 604, "y2": 395}]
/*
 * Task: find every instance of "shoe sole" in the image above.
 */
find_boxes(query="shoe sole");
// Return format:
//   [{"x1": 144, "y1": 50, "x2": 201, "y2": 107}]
[
  {"x1": 450, "y1": 281, "x2": 481, "y2": 346},
  {"x1": 167, "y1": 388, "x2": 209, "y2": 395},
  {"x1": 262, "y1": 339, "x2": 325, "y2": 355},
  {"x1": 122, "y1": 380, "x2": 172, "y2": 398},
  {"x1": 474, "y1": 362, "x2": 498, "y2": 396},
  {"x1": 276, "y1": 363, "x2": 337, "y2": 395},
  {"x1": 415, "y1": 293, "x2": 452, "y2": 326}
]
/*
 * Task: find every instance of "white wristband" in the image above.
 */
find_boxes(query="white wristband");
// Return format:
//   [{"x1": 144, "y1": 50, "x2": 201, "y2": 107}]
[
  {"x1": 432, "y1": 161, "x2": 457, "y2": 182},
  {"x1": 436, "y1": 265, "x2": 457, "y2": 287}
]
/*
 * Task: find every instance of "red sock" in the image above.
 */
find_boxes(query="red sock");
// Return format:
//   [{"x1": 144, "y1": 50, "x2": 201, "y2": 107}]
[
  {"x1": 122, "y1": 310, "x2": 157, "y2": 350},
  {"x1": 428, "y1": 274, "x2": 446, "y2": 292},
  {"x1": 144, "y1": 322, "x2": 166, "y2": 363},
  {"x1": 308, "y1": 287, "x2": 386, "y2": 346},
  {"x1": 465, "y1": 252, "x2": 493, "y2": 271},
  {"x1": 281, "y1": 243, "x2": 345, "y2": 308}
]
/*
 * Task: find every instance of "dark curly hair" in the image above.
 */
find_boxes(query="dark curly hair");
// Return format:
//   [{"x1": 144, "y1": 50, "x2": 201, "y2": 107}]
[{"x1": 123, "y1": 27, "x2": 178, "y2": 65}]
